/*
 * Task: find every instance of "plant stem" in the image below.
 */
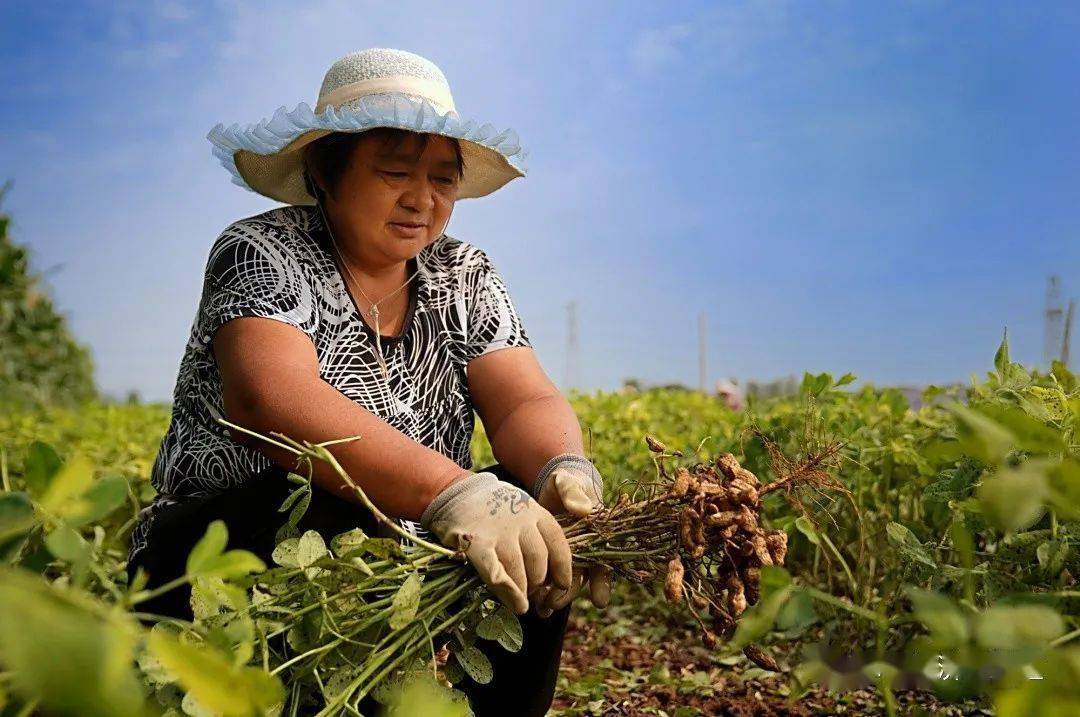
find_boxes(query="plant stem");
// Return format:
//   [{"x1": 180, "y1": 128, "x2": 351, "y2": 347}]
[
  {"x1": 1050, "y1": 626, "x2": 1080, "y2": 647},
  {"x1": 128, "y1": 574, "x2": 191, "y2": 606},
  {"x1": 310, "y1": 445, "x2": 459, "y2": 558},
  {"x1": 801, "y1": 585, "x2": 888, "y2": 627}
]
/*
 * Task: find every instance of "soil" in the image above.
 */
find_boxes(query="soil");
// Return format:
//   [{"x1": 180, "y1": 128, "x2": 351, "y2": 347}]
[{"x1": 553, "y1": 610, "x2": 994, "y2": 717}]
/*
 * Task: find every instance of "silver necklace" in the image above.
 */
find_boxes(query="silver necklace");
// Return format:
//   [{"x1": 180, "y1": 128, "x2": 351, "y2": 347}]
[{"x1": 317, "y1": 201, "x2": 420, "y2": 381}]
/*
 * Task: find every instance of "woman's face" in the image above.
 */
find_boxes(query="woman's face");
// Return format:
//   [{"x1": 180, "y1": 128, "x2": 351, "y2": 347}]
[{"x1": 320, "y1": 131, "x2": 460, "y2": 268}]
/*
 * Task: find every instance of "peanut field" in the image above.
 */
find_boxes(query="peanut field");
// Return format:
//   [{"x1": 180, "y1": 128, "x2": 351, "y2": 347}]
[{"x1": 1, "y1": 335, "x2": 1079, "y2": 715}]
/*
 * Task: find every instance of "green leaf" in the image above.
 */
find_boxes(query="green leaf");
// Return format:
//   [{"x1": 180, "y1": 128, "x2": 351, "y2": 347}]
[
  {"x1": 389, "y1": 572, "x2": 423, "y2": 630},
  {"x1": 330, "y1": 528, "x2": 370, "y2": 558},
  {"x1": 190, "y1": 577, "x2": 255, "y2": 665},
  {"x1": 0, "y1": 492, "x2": 36, "y2": 544},
  {"x1": 800, "y1": 372, "x2": 832, "y2": 398},
  {"x1": 1037, "y1": 539, "x2": 1070, "y2": 576},
  {"x1": 148, "y1": 627, "x2": 285, "y2": 716},
  {"x1": 775, "y1": 590, "x2": 818, "y2": 633},
  {"x1": 39, "y1": 452, "x2": 95, "y2": 516},
  {"x1": 186, "y1": 521, "x2": 228, "y2": 575},
  {"x1": 885, "y1": 522, "x2": 937, "y2": 569},
  {"x1": 443, "y1": 654, "x2": 465, "y2": 684},
  {"x1": 862, "y1": 661, "x2": 900, "y2": 690},
  {"x1": 323, "y1": 665, "x2": 363, "y2": 702},
  {"x1": 190, "y1": 576, "x2": 249, "y2": 620},
  {"x1": 22, "y1": 441, "x2": 61, "y2": 498},
  {"x1": 475, "y1": 606, "x2": 523, "y2": 653},
  {"x1": 138, "y1": 624, "x2": 177, "y2": 687},
  {"x1": 1051, "y1": 360, "x2": 1078, "y2": 391},
  {"x1": 835, "y1": 372, "x2": 856, "y2": 388},
  {"x1": 44, "y1": 524, "x2": 90, "y2": 564},
  {"x1": 904, "y1": 586, "x2": 969, "y2": 649},
  {"x1": 361, "y1": 537, "x2": 406, "y2": 560},
  {"x1": 949, "y1": 404, "x2": 1016, "y2": 465},
  {"x1": 276, "y1": 485, "x2": 307, "y2": 513},
  {"x1": 63, "y1": 476, "x2": 129, "y2": 529},
  {"x1": 992, "y1": 645, "x2": 1080, "y2": 716},
  {"x1": 297, "y1": 529, "x2": 328, "y2": 579},
  {"x1": 382, "y1": 672, "x2": 471, "y2": 717},
  {"x1": 977, "y1": 405, "x2": 1063, "y2": 455},
  {"x1": 0, "y1": 567, "x2": 149, "y2": 717},
  {"x1": 976, "y1": 462, "x2": 1050, "y2": 534},
  {"x1": 271, "y1": 537, "x2": 299, "y2": 568},
  {"x1": 185, "y1": 521, "x2": 265, "y2": 580},
  {"x1": 923, "y1": 461, "x2": 982, "y2": 504},
  {"x1": 759, "y1": 565, "x2": 793, "y2": 592},
  {"x1": 974, "y1": 605, "x2": 1065, "y2": 652},
  {"x1": 794, "y1": 516, "x2": 820, "y2": 545},
  {"x1": 453, "y1": 646, "x2": 493, "y2": 684},
  {"x1": 994, "y1": 329, "x2": 1010, "y2": 375},
  {"x1": 274, "y1": 490, "x2": 311, "y2": 545},
  {"x1": 331, "y1": 528, "x2": 374, "y2": 575},
  {"x1": 1047, "y1": 459, "x2": 1080, "y2": 520},
  {"x1": 286, "y1": 609, "x2": 323, "y2": 653},
  {"x1": 731, "y1": 567, "x2": 795, "y2": 649}
]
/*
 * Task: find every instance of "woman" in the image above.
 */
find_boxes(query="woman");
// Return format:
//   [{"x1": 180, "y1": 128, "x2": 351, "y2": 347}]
[{"x1": 126, "y1": 48, "x2": 611, "y2": 715}]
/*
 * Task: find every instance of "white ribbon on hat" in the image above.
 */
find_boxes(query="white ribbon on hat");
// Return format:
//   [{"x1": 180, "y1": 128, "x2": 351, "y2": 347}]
[{"x1": 315, "y1": 75, "x2": 457, "y2": 115}]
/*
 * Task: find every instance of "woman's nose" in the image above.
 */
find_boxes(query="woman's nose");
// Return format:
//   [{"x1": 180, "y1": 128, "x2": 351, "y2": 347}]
[{"x1": 399, "y1": 178, "x2": 437, "y2": 211}]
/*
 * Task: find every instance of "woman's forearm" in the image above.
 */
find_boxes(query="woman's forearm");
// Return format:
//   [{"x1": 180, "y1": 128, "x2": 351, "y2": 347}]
[
  {"x1": 225, "y1": 373, "x2": 469, "y2": 521},
  {"x1": 486, "y1": 392, "x2": 586, "y2": 493}
]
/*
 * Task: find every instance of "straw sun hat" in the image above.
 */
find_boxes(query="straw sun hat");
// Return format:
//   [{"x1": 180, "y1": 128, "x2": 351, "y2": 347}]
[{"x1": 206, "y1": 48, "x2": 528, "y2": 205}]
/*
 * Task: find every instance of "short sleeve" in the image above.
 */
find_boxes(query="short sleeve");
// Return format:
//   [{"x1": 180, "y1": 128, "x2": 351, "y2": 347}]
[
  {"x1": 463, "y1": 252, "x2": 532, "y2": 362},
  {"x1": 196, "y1": 221, "x2": 319, "y2": 347}
]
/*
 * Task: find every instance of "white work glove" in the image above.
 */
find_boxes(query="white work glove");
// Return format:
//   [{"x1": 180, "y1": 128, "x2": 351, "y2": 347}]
[
  {"x1": 421, "y1": 471, "x2": 573, "y2": 615},
  {"x1": 529, "y1": 454, "x2": 612, "y2": 616}
]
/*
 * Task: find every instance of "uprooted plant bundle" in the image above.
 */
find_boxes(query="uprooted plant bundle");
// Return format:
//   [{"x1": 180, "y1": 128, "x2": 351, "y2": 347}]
[
  {"x1": 601, "y1": 432, "x2": 848, "y2": 670},
  {"x1": 151, "y1": 420, "x2": 847, "y2": 715}
]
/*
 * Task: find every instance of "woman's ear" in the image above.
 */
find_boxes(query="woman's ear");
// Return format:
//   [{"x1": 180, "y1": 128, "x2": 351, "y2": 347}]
[
  {"x1": 301, "y1": 149, "x2": 327, "y2": 202},
  {"x1": 303, "y1": 166, "x2": 325, "y2": 203}
]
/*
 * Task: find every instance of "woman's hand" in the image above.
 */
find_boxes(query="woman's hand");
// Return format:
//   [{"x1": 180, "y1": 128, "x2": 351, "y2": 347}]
[
  {"x1": 420, "y1": 471, "x2": 573, "y2": 615},
  {"x1": 530, "y1": 455, "x2": 612, "y2": 616}
]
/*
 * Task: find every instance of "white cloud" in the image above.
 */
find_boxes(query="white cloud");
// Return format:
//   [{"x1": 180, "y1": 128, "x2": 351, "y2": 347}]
[
  {"x1": 155, "y1": 0, "x2": 193, "y2": 22},
  {"x1": 632, "y1": 23, "x2": 694, "y2": 74},
  {"x1": 631, "y1": 0, "x2": 791, "y2": 79},
  {"x1": 116, "y1": 40, "x2": 185, "y2": 68}
]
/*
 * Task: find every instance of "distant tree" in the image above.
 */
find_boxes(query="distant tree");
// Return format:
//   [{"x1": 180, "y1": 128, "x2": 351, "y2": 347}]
[{"x1": 0, "y1": 181, "x2": 98, "y2": 410}]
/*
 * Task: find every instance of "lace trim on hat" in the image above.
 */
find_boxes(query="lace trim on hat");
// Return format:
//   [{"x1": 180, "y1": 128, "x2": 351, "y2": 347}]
[{"x1": 206, "y1": 93, "x2": 529, "y2": 195}]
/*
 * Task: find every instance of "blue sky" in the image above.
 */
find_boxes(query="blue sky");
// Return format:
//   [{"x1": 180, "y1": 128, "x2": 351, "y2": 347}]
[{"x1": 3, "y1": 0, "x2": 1079, "y2": 402}]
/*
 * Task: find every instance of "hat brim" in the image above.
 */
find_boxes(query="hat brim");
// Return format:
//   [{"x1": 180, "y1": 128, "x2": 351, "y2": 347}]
[{"x1": 208, "y1": 94, "x2": 528, "y2": 205}]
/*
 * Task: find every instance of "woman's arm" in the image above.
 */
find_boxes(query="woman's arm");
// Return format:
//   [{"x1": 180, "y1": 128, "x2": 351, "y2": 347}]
[
  {"x1": 215, "y1": 316, "x2": 574, "y2": 613},
  {"x1": 469, "y1": 345, "x2": 613, "y2": 611},
  {"x1": 467, "y1": 345, "x2": 586, "y2": 492},
  {"x1": 214, "y1": 316, "x2": 469, "y2": 521}
]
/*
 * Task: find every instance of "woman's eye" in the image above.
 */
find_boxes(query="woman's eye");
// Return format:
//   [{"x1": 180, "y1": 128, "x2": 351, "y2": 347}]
[
  {"x1": 382, "y1": 171, "x2": 408, "y2": 178},
  {"x1": 435, "y1": 177, "x2": 455, "y2": 185}
]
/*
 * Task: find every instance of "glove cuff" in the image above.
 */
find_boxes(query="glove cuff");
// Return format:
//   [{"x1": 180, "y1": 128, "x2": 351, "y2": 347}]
[
  {"x1": 531, "y1": 453, "x2": 602, "y2": 501},
  {"x1": 420, "y1": 471, "x2": 496, "y2": 530}
]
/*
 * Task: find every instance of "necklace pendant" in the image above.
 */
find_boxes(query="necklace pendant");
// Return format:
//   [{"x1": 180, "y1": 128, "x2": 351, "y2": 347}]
[{"x1": 370, "y1": 305, "x2": 380, "y2": 321}]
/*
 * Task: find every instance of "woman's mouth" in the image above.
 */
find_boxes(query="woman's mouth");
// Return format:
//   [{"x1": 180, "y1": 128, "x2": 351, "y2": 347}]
[{"x1": 389, "y1": 222, "x2": 426, "y2": 238}]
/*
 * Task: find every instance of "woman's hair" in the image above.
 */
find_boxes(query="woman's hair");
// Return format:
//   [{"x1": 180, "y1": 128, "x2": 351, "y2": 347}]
[{"x1": 301, "y1": 128, "x2": 466, "y2": 202}]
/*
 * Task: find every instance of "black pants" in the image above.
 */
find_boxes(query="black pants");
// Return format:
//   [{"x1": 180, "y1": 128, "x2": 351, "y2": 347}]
[{"x1": 126, "y1": 463, "x2": 570, "y2": 717}]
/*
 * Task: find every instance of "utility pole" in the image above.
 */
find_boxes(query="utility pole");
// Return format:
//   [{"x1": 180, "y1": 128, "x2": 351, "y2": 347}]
[
  {"x1": 565, "y1": 301, "x2": 579, "y2": 392},
  {"x1": 698, "y1": 312, "x2": 707, "y2": 393},
  {"x1": 1044, "y1": 276, "x2": 1065, "y2": 367},
  {"x1": 1063, "y1": 300, "x2": 1076, "y2": 368}
]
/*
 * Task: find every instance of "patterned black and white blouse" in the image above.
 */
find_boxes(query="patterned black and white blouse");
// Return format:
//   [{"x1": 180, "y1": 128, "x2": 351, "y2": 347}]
[{"x1": 128, "y1": 204, "x2": 531, "y2": 562}]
